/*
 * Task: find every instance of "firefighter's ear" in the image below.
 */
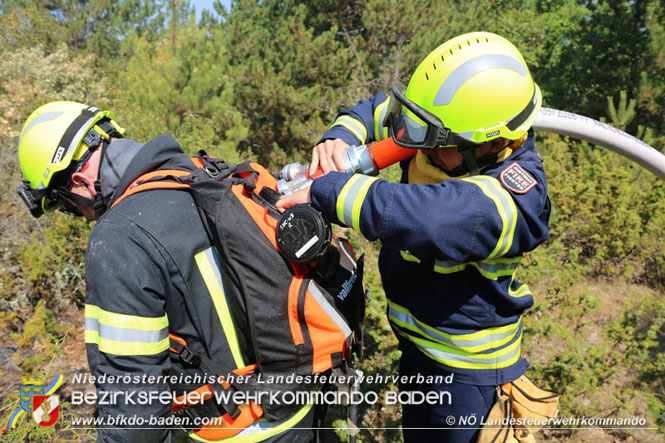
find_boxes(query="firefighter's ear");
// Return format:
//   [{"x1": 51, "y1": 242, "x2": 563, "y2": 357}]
[{"x1": 70, "y1": 172, "x2": 98, "y2": 198}]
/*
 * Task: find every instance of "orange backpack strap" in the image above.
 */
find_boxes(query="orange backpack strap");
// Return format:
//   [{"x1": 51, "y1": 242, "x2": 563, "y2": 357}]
[{"x1": 110, "y1": 169, "x2": 192, "y2": 209}]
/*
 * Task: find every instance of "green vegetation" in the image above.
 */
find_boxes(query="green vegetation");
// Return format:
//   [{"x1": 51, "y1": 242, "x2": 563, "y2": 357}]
[{"x1": 1, "y1": 0, "x2": 664, "y2": 441}]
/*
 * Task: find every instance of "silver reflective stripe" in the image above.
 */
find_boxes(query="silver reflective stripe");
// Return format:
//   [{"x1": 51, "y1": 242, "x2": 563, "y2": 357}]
[
  {"x1": 374, "y1": 98, "x2": 390, "y2": 141},
  {"x1": 509, "y1": 281, "x2": 531, "y2": 298},
  {"x1": 476, "y1": 259, "x2": 520, "y2": 274},
  {"x1": 389, "y1": 306, "x2": 519, "y2": 350},
  {"x1": 434, "y1": 54, "x2": 528, "y2": 106},
  {"x1": 308, "y1": 281, "x2": 352, "y2": 338},
  {"x1": 333, "y1": 116, "x2": 367, "y2": 144},
  {"x1": 204, "y1": 247, "x2": 224, "y2": 287},
  {"x1": 415, "y1": 335, "x2": 521, "y2": 366},
  {"x1": 434, "y1": 257, "x2": 520, "y2": 272},
  {"x1": 463, "y1": 176, "x2": 517, "y2": 259},
  {"x1": 340, "y1": 176, "x2": 367, "y2": 227},
  {"x1": 483, "y1": 179, "x2": 515, "y2": 257},
  {"x1": 19, "y1": 111, "x2": 63, "y2": 147},
  {"x1": 84, "y1": 317, "x2": 169, "y2": 343},
  {"x1": 433, "y1": 256, "x2": 521, "y2": 280},
  {"x1": 62, "y1": 116, "x2": 95, "y2": 161}
]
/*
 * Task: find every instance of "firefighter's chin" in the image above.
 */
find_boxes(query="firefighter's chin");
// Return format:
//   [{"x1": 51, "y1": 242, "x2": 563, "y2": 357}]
[{"x1": 425, "y1": 148, "x2": 464, "y2": 171}]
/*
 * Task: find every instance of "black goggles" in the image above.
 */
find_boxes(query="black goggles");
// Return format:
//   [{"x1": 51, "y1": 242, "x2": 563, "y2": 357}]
[
  {"x1": 16, "y1": 179, "x2": 86, "y2": 218},
  {"x1": 385, "y1": 82, "x2": 480, "y2": 150}
]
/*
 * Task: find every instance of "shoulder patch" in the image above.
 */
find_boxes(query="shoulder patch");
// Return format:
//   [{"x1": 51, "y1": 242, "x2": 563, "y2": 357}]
[{"x1": 500, "y1": 162, "x2": 537, "y2": 194}]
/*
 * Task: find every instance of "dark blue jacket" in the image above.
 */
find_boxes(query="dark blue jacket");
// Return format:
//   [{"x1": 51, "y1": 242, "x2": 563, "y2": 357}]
[
  {"x1": 310, "y1": 95, "x2": 550, "y2": 385},
  {"x1": 85, "y1": 135, "x2": 313, "y2": 442}
]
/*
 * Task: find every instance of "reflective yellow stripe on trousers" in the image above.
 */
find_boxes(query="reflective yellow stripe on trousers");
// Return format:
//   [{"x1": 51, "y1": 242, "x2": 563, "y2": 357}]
[
  {"x1": 84, "y1": 305, "x2": 169, "y2": 356},
  {"x1": 388, "y1": 301, "x2": 523, "y2": 370}
]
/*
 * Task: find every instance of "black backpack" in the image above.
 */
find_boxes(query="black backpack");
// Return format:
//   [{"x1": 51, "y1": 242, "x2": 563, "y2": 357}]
[{"x1": 112, "y1": 153, "x2": 365, "y2": 433}]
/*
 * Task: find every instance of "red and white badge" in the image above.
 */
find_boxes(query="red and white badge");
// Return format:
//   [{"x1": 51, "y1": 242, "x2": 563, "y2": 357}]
[
  {"x1": 32, "y1": 394, "x2": 59, "y2": 427},
  {"x1": 500, "y1": 162, "x2": 537, "y2": 194}
]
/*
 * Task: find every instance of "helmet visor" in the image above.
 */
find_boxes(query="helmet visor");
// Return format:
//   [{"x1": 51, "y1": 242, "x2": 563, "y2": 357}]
[{"x1": 386, "y1": 82, "x2": 477, "y2": 150}]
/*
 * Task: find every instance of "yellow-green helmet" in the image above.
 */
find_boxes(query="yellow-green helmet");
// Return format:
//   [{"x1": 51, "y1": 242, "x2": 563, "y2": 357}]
[
  {"x1": 17, "y1": 101, "x2": 124, "y2": 216},
  {"x1": 394, "y1": 32, "x2": 541, "y2": 147}
]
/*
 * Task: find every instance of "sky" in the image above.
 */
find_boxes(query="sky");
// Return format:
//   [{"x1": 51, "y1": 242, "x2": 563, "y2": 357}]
[{"x1": 189, "y1": 0, "x2": 232, "y2": 20}]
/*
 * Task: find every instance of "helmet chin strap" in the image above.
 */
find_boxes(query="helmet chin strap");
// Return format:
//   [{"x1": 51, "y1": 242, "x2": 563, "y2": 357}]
[
  {"x1": 90, "y1": 139, "x2": 111, "y2": 218},
  {"x1": 458, "y1": 145, "x2": 480, "y2": 177},
  {"x1": 440, "y1": 139, "x2": 515, "y2": 177},
  {"x1": 54, "y1": 140, "x2": 110, "y2": 219}
]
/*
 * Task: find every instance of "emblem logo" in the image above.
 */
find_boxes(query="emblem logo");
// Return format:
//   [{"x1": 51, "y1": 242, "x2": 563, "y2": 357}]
[
  {"x1": 32, "y1": 395, "x2": 60, "y2": 426},
  {"x1": 9, "y1": 375, "x2": 63, "y2": 429},
  {"x1": 51, "y1": 146, "x2": 66, "y2": 164},
  {"x1": 500, "y1": 162, "x2": 537, "y2": 194},
  {"x1": 19, "y1": 376, "x2": 44, "y2": 413}
]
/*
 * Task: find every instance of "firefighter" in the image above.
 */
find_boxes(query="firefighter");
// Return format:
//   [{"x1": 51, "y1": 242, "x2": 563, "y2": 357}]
[
  {"x1": 16, "y1": 102, "x2": 314, "y2": 442},
  {"x1": 277, "y1": 32, "x2": 551, "y2": 442}
]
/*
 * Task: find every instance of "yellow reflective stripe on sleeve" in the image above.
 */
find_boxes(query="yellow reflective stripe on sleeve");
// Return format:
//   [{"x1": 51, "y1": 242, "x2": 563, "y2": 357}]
[
  {"x1": 374, "y1": 98, "x2": 390, "y2": 141},
  {"x1": 84, "y1": 304, "x2": 168, "y2": 331},
  {"x1": 188, "y1": 402, "x2": 314, "y2": 443},
  {"x1": 331, "y1": 115, "x2": 367, "y2": 144},
  {"x1": 433, "y1": 256, "x2": 522, "y2": 280},
  {"x1": 462, "y1": 176, "x2": 517, "y2": 259},
  {"x1": 84, "y1": 304, "x2": 169, "y2": 356},
  {"x1": 399, "y1": 250, "x2": 421, "y2": 263},
  {"x1": 195, "y1": 247, "x2": 245, "y2": 368},
  {"x1": 84, "y1": 330, "x2": 169, "y2": 356},
  {"x1": 336, "y1": 175, "x2": 379, "y2": 232},
  {"x1": 388, "y1": 301, "x2": 522, "y2": 352}
]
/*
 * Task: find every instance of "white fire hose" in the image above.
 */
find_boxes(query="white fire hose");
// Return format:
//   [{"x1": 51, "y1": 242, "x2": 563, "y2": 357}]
[{"x1": 534, "y1": 108, "x2": 665, "y2": 180}]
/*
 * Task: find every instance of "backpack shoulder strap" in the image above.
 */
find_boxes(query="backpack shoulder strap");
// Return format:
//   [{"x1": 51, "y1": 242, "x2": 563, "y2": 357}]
[
  {"x1": 109, "y1": 155, "x2": 218, "y2": 209},
  {"x1": 110, "y1": 169, "x2": 192, "y2": 209}
]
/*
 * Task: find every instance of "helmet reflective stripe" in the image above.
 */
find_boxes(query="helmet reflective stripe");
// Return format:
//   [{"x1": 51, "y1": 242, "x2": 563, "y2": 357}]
[
  {"x1": 53, "y1": 116, "x2": 95, "y2": 164},
  {"x1": 19, "y1": 111, "x2": 62, "y2": 147},
  {"x1": 434, "y1": 54, "x2": 529, "y2": 106}
]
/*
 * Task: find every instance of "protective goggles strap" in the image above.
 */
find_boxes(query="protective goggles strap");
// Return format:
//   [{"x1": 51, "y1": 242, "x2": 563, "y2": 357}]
[
  {"x1": 506, "y1": 88, "x2": 538, "y2": 131},
  {"x1": 53, "y1": 106, "x2": 101, "y2": 163}
]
